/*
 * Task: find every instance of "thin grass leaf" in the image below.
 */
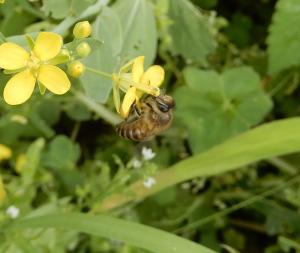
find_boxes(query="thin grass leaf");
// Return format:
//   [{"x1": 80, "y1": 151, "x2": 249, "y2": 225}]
[{"x1": 9, "y1": 213, "x2": 217, "y2": 253}]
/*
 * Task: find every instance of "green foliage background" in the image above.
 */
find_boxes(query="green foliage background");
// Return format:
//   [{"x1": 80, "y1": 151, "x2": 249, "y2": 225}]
[{"x1": 1, "y1": 0, "x2": 300, "y2": 252}]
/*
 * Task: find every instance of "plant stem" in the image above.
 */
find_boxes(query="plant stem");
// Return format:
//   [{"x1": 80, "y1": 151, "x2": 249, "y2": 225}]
[
  {"x1": 73, "y1": 90, "x2": 121, "y2": 125},
  {"x1": 267, "y1": 157, "x2": 298, "y2": 175},
  {"x1": 85, "y1": 67, "x2": 113, "y2": 80},
  {"x1": 174, "y1": 173, "x2": 300, "y2": 233}
]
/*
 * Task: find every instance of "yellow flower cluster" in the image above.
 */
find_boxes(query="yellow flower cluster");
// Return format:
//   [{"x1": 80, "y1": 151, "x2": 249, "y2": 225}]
[{"x1": 0, "y1": 20, "x2": 165, "y2": 119}]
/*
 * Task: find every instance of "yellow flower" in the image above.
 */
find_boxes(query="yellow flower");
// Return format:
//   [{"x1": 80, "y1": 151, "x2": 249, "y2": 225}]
[
  {"x1": 0, "y1": 32, "x2": 71, "y2": 105},
  {"x1": 0, "y1": 144, "x2": 12, "y2": 161},
  {"x1": 113, "y1": 56, "x2": 165, "y2": 118}
]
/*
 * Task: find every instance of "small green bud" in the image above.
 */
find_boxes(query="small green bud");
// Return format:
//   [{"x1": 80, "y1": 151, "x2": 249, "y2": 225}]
[
  {"x1": 76, "y1": 42, "x2": 91, "y2": 58},
  {"x1": 73, "y1": 21, "x2": 92, "y2": 39},
  {"x1": 68, "y1": 61, "x2": 85, "y2": 78}
]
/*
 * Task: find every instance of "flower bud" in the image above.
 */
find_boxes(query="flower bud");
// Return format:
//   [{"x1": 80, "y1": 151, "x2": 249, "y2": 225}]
[
  {"x1": 76, "y1": 42, "x2": 91, "y2": 58},
  {"x1": 73, "y1": 21, "x2": 92, "y2": 39},
  {"x1": 68, "y1": 61, "x2": 85, "y2": 78}
]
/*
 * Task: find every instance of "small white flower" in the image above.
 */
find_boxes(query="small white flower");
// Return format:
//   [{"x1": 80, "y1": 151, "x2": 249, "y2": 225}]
[
  {"x1": 6, "y1": 205, "x2": 20, "y2": 219},
  {"x1": 132, "y1": 158, "x2": 142, "y2": 169},
  {"x1": 141, "y1": 147, "x2": 156, "y2": 160},
  {"x1": 143, "y1": 177, "x2": 156, "y2": 188}
]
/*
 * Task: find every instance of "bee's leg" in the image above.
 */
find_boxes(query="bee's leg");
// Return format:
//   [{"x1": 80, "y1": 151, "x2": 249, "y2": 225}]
[{"x1": 133, "y1": 103, "x2": 142, "y2": 117}]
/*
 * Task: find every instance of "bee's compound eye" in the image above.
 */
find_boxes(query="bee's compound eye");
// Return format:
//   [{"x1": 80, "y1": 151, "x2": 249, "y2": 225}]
[{"x1": 158, "y1": 103, "x2": 169, "y2": 112}]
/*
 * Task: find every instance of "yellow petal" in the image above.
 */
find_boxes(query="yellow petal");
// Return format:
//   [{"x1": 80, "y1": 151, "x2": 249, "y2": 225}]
[
  {"x1": 141, "y1": 65, "x2": 165, "y2": 87},
  {"x1": 132, "y1": 56, "x2": 144, "y2": 83},
  {"x1": 3, "y1": 70, "x2": 36, "y2": 105},
  {"x1": 38, "y1": 65, "x2": 70, "y2": 94},
  {"x1": 120, "y1": 87, "x2": 136, "y2": 118},
  {"x1": 33, "y1": 32, "x2": 63, "y2": 61},
  {"x1": 0, "y1": 42, "x2": 29, "y2": 70},
  {"x1": 0, "y1": 144, "x2": 12, "y2": 160}
]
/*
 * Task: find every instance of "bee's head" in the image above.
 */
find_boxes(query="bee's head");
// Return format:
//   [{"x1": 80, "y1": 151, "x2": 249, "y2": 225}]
[{"x1": 155, "y1": 95, "x2": 175, "y2": 112}]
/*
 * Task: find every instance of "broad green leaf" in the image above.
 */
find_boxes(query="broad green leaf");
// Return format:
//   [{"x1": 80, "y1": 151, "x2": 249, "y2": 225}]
[
  {"x1": 174, "y1": 66, "x2": 272, "y2": 153},
  {"x1": 168, "y1": 0, "x2": 215, "y2": 64},
  {"x1": 70, "y1": 0, "x2": 97, "y2": 17},
  {"x1": 0, "y1": 1, "x2": 36, "y2": 36},
  {"x1": 113, "y1": 0, "x2": 157, "y2": 66},
  {"x1": 42, "y1": 0, "x2": 70, "y2": 19},
  {"x1": 80, "y1": 6, "x2": 122, "y2": 103},
  {"x1": 42, "y1": 135, "x2": 80, "y2": 170},
  {"x1": 96, "y1": 117, "x2": 300, "y2": 211},
  {"x1": 267, "y1": 0, "x2": 300, "y2": 74},
  {"x1": 42, "y1": 0, "x2": 96, "y2": 19},
  {"x1": 10, "y1": 213, "x2": 217, "y2": 253}
]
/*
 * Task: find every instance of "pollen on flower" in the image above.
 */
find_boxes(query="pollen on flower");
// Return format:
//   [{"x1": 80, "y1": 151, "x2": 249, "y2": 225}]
[{"x1": 27, "y1": 53, "x2": 41, "y2": 73}]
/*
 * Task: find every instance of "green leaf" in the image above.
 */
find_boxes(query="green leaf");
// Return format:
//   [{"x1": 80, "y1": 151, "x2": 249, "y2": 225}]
[
  {"x1": 70, "y1": 0, "x2": 97, "y2": 17},
  {"x1": 0, "y1": 3, "x2": 36, "y2": 36},
  {"x1": 81, "y1": 6, "x2": 122, "y2": 103},
  {"x1": 42, "y1": 0, "x2": 70, "y2": 19},
  {"x1": 42, "y1": 135, "x2": 80, "y2": 170},
  {"x1": 168, "y1": 0, "x2": 215, "y2": 64},
  {"x1": 174, "y1": 66, "x2": 272, "y2": 153},
  {"x1": 64, "y1": 101, "x2": 92, "y2": 121},
  {"x1": 9, "y1": 213, "x2": 217, "y2": 253},
  {"x1": 267, "y1": 0, "x2": 300, "y2": 74},
  {"x1": 42, "y1": 0, "x2": 96, "y2": 19},
  {"x1": 113, "y1": 0, "x2": 157, "y2": 66},
  {"x1": 97, "y1": 117, "x2": 300, "y2": 211}
]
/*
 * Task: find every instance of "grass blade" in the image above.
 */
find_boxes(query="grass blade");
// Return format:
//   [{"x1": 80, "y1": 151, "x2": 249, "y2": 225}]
[
  {"x1": 95, "y1": 118, "x2": 300, "y2": 211},
  {"x1": 9, "y1": 213, "x2": 217, "y2": 253}
]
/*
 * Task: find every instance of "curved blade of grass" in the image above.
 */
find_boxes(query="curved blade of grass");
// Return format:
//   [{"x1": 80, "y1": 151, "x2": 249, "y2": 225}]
[
  {"x1": 9, "y1": 213, "x2": 216, "y2": 253},
  {"x1": 94, "y1": 118, "x2": 300, "y2": 211}
]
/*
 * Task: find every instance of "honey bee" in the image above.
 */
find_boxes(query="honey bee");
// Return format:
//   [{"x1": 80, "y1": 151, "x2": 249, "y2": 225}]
[{"x1": 116, "y1": 94, "x2": 175, "y2": 141}]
